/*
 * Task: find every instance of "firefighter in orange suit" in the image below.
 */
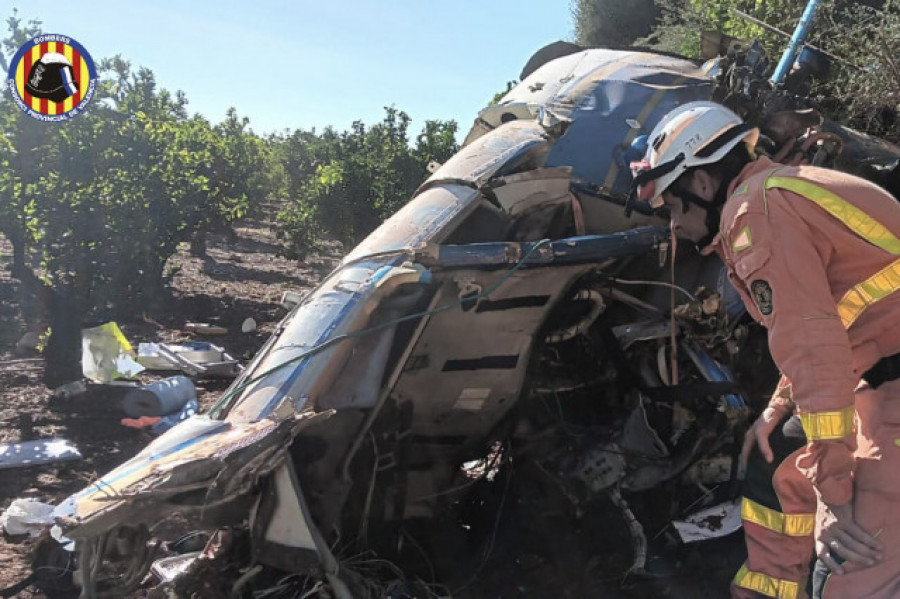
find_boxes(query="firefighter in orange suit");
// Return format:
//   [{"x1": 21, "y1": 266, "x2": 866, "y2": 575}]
[{"x1": 630, "y1": 101, "x2": 900, "y2": 599}]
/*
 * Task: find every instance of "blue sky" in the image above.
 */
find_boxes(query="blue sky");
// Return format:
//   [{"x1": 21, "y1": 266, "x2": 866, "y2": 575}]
[{"x1": 11, "y1": 1, "x2": 575, "y2": 137}]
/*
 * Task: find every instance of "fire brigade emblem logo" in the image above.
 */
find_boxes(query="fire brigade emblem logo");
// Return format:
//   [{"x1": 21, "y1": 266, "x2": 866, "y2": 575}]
[
  {"x1": 751, "y1": 280, "x2": 773, "y2": 315},
  {"x1": 6, "y1": 34, "x2": 97, "y2": 122}
]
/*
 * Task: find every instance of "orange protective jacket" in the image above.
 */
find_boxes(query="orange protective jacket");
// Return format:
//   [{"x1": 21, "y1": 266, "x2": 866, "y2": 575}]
[{"x1": 710, "y1": 156, "x2": 900, "y2": 507}]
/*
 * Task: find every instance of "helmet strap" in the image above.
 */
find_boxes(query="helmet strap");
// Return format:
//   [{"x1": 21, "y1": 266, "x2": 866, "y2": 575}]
[
  {"x1": 696, "y1": 182, "x2": 731, "y2": 249},
  {"x1": 671, "y1": 182, "x2": 730, "y2": 250}
]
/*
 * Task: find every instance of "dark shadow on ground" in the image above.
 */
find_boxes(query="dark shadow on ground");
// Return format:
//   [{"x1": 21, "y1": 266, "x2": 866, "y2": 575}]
[{"x1": 199, "y1": 257, "x2": 300, "y2": 286}]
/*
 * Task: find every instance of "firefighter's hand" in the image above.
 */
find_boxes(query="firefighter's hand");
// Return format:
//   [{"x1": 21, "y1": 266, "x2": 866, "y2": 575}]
[
  {"x1": 816, "y1": 501, "x2": 882, "y2": 574},
  {"x1": 738, "y1": 406, "x2": 784, "y2": 476}
]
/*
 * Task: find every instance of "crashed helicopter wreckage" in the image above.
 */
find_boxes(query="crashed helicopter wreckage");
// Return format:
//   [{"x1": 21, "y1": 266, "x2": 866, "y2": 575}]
[{"x1": 32, "y1": 41, "x2": 900, "y2": 598}]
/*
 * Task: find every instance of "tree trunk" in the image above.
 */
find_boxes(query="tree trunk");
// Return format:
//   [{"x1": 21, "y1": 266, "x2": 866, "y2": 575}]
[{"x1": 42, "y1": 290, "x2": 84, "y2": 389}]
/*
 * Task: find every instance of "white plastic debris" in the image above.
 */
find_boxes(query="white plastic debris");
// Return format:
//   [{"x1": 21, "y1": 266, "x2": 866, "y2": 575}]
[
  {"x1": 0, "y1": 498, "x2": 55, "y2": 536},
  {"x1": 137, "y1": 342, "x2": 241, "y2": 377},
  {"x1": 0, "y1": 438, "x2": 82, "y2": 470},
  {"x1": 150, "y1": 552, "x2": 201, "y2": 583},
  {"x1": 672, "y1": 500, "x2": 742, "y2": 543},
  {"x1": 81, "y1": 322, "x2": 144, "y2": 383},
  {"x1": 185, "y1": 322, "x2": 228, "y2": 335},
  {"x1": 241, "y1": 317, "x2": 257, "y2": 333},
  {"x1": 280, "y1": 291, "x2": 304, "y2": 310}
]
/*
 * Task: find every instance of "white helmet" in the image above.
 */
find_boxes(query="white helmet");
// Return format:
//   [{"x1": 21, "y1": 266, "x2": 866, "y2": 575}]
[{"x1": 630, "y1": 101, "x2": 759, "y2": 208}]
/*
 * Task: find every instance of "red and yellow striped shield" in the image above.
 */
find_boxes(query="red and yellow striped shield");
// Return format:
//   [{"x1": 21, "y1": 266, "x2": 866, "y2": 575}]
[{"x1": 7, "y1": 34, "x2": 97, "y2": 122}]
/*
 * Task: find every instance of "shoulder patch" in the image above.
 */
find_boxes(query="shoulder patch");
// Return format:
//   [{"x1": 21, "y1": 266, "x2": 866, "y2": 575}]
[
  {"x1": 731, "y1": 225, "x2": 752, "y2": 252},
  {"x1": 751, "y1": 280, "x2": 773, "y2": 315}
]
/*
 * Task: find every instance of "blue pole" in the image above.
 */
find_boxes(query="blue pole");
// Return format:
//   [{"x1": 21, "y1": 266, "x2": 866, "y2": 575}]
[{"x1": 770, "y1": 0, "x2": 822, "y2": 85}]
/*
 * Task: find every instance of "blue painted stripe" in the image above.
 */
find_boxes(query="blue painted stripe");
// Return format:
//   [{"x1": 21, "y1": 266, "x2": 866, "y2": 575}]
[
  {"x1": 255, "y1": 258, "x2": 407, "y2": 417},
  {"x1": 77, "y1": 424, "x2": 229, "y2": 498}
]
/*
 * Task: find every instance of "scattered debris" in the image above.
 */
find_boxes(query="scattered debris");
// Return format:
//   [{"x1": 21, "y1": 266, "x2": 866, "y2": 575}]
[
  {"x1": 121, "y1": 415, "x2": 163, "y2": 429},
  {"x1": 151, "y1": 399, "x2": 200, "y2": 434},
  {"x1": 122, "y1": 375, "x2": 196, "y2": 418},
  {"x1": 137, "y1": 342, "x2": 241, "y2": 377},
  {"x1": 0, "y1": 499, "x2": 55, "y2": 537},
  {"x1": 673, "y1": 500, "x2": 743, "y2": 543},
  {"x1": 81, "y1": 322, "x2": 144, "y2": 383},
  {"x1": 52, "y1": 379, "x2": 87, "y2": 399},
  {"x1": 241, "y1": 317, "x2": 257, "y2": 333},
  {"x1": 150, "y1": 551, "x2": 201, "y2": 584},
  {"x1": 279, "y1": 290, "x2": 304, "y2": 310},
  {"x1": 0, "y1": 438, "x2": 81, "y2": 470},
  {"x1": 122, "y1": 399, "x2": 201, "y2": 435},
  {"x1": 185, "y1": 322, "x2": 228, "y2": 335},
  {"x1": 142, "y1": 312, "x2": 167, "y2": 329}
]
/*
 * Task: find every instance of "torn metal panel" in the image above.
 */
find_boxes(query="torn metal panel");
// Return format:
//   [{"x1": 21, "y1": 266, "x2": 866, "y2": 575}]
[
  {"x1": 488, "y1": 166, "x2": 573, "y2": 215},
  {"x1": 348, "y1": 121, "x2": 550, "y2": 262},
  {"x1": 465, "y1": 49, "x2": 714, "y2": 198},
  {"x1": 392, "y1": 265, "x2": 588, "y2": 440},
  {"x1": 58, "y1": 412, "x2": 328, "y2": 539},
  {"x1": 223, "y1": 262, "x2": 430, "y2": 422},
  {"x1": 426, "y1": 120, "x2": 551, "y2": 190},
  {"x1": 0, "y1": 438, "x2": 81, "y2": 470},
  {"x1": 257, "y1": 462, "x2": 317, "y2": 551}
]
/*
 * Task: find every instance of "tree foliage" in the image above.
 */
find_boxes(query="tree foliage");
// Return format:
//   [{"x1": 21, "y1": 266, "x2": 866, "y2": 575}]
[
  {"x1": 630, "y1": 0, "x2": 900, "y2": 141},
  {"x1": 0, "y1": 12, "x2": 279, "y2": 384},
  {"x1": 0, "y1": 10, "x2": 459, "y2": 381},
  {"x1": 571, "y1": 0, "x2": 659, "y2": 48},
  {"x1": 275, "y1": 108, "x2": 458, "y2": 258},
  {"x1": 810, "y1": 1, "x2": 900, "y2": 140}
]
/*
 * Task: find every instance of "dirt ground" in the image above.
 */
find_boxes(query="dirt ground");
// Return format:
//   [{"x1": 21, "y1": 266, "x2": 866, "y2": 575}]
[{"x1": 0, "y1": 221, "x2": 744, "y2": 598}]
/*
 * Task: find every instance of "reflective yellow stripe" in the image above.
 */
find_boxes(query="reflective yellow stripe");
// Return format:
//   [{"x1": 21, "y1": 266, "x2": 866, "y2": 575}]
[
  {"x1": 741, "y1": 497, "x2": 815, "y2": 537},
  {"x1": 733, "y1": 563, "x2": 800, "y2": 599},
  {"x1": 766, "y1": 177, "x2": 900, "y2": 254},
  {"x1": 799, "y1": 406, "x2": 855, "y2": 440},
  {"x1": 732, "y1": 225, "x2": 752, "y2": 252},
  {"x1": 837, "y1": 258, "x2": 900, "y2": 328},
  {"x1": 766, "y1": 176, "x2": 900, "y2": 328}
]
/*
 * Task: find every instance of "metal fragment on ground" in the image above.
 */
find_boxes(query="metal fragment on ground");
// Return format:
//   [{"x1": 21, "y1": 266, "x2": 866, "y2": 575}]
[{"x1": 0, "y1": 438, "x2": 82, "y2": 470}]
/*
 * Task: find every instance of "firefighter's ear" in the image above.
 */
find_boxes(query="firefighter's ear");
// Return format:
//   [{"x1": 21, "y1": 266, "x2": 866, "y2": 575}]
[{"x1": 692, "y1": 169, "x2": 719, "y2": 200}]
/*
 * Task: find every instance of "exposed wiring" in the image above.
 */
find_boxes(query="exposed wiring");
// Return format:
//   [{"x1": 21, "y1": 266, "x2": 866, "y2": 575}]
[
  {"x1": 656, "y1": 344, "x2": 670, "y2": 386},
  {"x1": 669, "y1": 234, "x2": 680, "y2": 385},
  {"x1": 606, "y1": 276, "x2": 697, "y2": 302},
  {"x1": 209, "y1": 238, "x2": 553, "y2": 417},
  {"x1": 451, "y1": 450, "x2": 513, "y2": 596},
  {"x1": 413, "y1": 441, "x2": 507, "y2": 501},
  {"x1": 411, "y1": 475, "x2": 482, "y2": 501},
  {"x1": 359, "y1": 432, "x2": 379, "y2": 549},
  {"x1": 399, "y1": 529, "x2": 437, "y2": 585}
]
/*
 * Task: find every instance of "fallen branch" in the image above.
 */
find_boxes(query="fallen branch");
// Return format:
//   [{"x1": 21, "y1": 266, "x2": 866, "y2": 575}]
[{"x1": 0, "y1": 358, "x2": 44, "y2": 365}]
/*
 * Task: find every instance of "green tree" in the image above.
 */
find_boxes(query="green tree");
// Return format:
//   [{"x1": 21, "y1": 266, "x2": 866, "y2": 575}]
[
  {"x1": 810, "y1": 1, "x2": 900, "y2": 140},
  {"x1": 571, "y1": 0, "x2": 658, "y2": 48},
  {"x1": 0, "y1": 13, "x2": 278, "y2": 385},
  {"x1": 642, "y1": 0, "x2": 900, "y2": 141},
  {"x1": 276, "y1": 108, "x2": 458, "y2": 259}
]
